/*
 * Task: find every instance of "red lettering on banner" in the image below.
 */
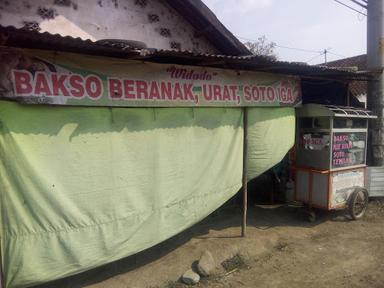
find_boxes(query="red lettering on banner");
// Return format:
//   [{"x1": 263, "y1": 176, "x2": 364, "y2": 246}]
[
  {"x1": 69, "y1": 75, "x2": 84, "y2": 98},
  {"x1": 267, "y1": 87, "x2": 275, "y2": 102},
  {"x1": 149, "y1": 81, "x2": 160, "y2": 99},
  {"x1": 203, "y1": 84, "x2": 212, "y2": 101},
  {"x1": 52, "y1": 74, "x2": 70, "y2": 97},
  {"x1": 85, "y1": 75, "x2": 102, "y2": 99},
  {"x1": 280, "y1": 87, "x2": 287, "y2": 102},
  {"x1": 287, "y1": 88, "x2": 293, "y2": 102},
  {"x1": 136, "y1": 81, "x2": 147, "y2": 99},
  {"x1": 252, "y1": 86, "x2": 260, "y2": 101},
  {"x1": 13, "y1": 70, "x2": 33, "y2": 95},
  {"x1": 34, "y1": 72, "x2": 52, "y2": 96},
  {"x1": 161, "y1": 82, "x2": 172, "y2": 100},
  {"x1": 183, "y1": 83, "x2": 194, "y2": 101},
  {"x1": 173, "y1": 83, "x2": 183, "y2": 100},
  {"x1": 201, "y1": 84, "x2": 238, "y2": 103},
  {"x1": 166, "y1": 66, "x2": 214, "y2": 81},
  {"x1": 259, "y1": 86, "x2": 266, "y2": 101},
  {"x1": 108, "y1": 78, "x2": 122, "y2": 98},
  {"x1": 244, "y1": 86, "x2": 251, "y2": 101},
  {"x1": 9, "y1": 65, "x2": 300, "y2": 106},
  {"x1": 124, "y1": 80, "x2": 135, "y2": 99},
  {"x1": 229, "y1": 86, "x2": 237, "y2": 102},
  {"x1": 107, "y1": 78, "x2": 200, "y2": 102},
  {"x1": 222, "y1": 86, "x2": 231, "y2": 101},
  {"x1": 213, "y1": 85, "x2": 221, "y2": 101}
]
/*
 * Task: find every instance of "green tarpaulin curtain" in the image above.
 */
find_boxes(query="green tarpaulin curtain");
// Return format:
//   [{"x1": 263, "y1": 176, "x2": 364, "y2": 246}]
[{"x1": 0, "y1": 101, "x2": 294, "y2": 287}]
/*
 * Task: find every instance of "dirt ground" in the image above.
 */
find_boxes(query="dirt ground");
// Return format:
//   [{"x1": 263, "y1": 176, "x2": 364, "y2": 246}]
[
  {"x1": 37, "y1": 200, "x2": 384, "y2": 288},
  {"x1": 197, "y1": 200, "x2": 384, "y2": 288}
]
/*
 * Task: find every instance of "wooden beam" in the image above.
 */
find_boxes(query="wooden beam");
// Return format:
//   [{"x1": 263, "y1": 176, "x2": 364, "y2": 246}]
[{"x1": 241, "y1": 108, "x2": 248, "y2": 237}]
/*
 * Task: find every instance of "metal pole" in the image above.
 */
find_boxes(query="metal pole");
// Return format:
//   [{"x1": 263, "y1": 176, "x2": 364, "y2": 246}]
[
  {"x1": 241, "y1": 108, "x2": 248, "y2": 237},
  {"x1": 367, "y1": 0, "x2": 384, "y2": 166}
]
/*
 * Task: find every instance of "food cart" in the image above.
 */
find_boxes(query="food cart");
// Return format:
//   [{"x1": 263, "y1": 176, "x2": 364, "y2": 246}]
[{"x1": 294, "y1": 104, "x2": 376, "y2": 221}]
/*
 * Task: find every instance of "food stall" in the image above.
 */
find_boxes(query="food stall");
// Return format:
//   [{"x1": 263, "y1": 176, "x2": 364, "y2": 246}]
[{"x1": 295, "y1": 104, "x2": 376, "y2": 221}]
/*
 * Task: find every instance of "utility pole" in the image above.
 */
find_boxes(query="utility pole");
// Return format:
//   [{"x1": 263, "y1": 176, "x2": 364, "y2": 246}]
[
  {"x1": 367, "y1": 0, "x2": 384, "y2": 166},
  {"x1": 324, "y1": 49, "x2": 328, "y2": 63}
]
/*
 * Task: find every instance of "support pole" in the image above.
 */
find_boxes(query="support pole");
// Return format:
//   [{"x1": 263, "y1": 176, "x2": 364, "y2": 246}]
[
  {"x1": 324, "y1": 49, "x2": 328, "y2": 64},
  {"x1": 241, "y1": 108, "x2": 248, "y2": 237},
  {"x1": 0, "y1": 250, "x2": 4, "y2": 288},
  {"x1": 367, "y1": 0, "x2": 384, "y2": 165}
]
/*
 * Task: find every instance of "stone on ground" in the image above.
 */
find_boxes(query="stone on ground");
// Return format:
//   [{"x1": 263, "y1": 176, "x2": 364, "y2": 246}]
[
  {"x1": 181, "y1": 269, "x2": 200, "y2": 285},
  {"x1": 196, "y1": 250, "x2": 216, "y2": 277}
]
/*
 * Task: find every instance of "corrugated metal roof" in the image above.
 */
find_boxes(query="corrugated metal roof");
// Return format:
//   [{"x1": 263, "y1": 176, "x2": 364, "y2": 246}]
[
  {"x1": 132, "y1": 48, "x2": 372, "y2": 81},
  {"x1": 0, "y1": 25, "x2": 372, "y2": 81},
  {"x1": 0, "y1": 25, "x2": 139, "y2": 58},
  {"x1": 323, "y1": 55, "x2": 368, "y2": 97},
  {"x1": 367, "y1": 167, "x2": 384, "y2": 197},
  {"x1": 324, "y1": 54, "x2": 367, "y2": 71},
  {"x1": 164, "y1": 0, "x2": 251, "y2": 56}
]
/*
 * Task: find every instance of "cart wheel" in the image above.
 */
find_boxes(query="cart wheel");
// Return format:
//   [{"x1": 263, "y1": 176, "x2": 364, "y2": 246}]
[{"x1": 348, "y1": 188, "x2": 368, "y2": 220}]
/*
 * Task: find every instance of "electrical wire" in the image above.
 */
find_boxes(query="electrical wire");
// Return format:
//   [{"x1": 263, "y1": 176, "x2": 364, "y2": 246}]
[
  {"x1": 237, "y1": 35, "x2": 348, "y2": 62},
  {"x1": 306, "y1": 52, "x2": 325, "y2": 64},
  {"x1": 333, "y1": 0, "x2": 367, "y2": 16},
  {"x1": 347, "y1": 0, "x2": 367, "y2": 9},
  {"x1": 357, "y1": 5, "x2": 366, "y2": 21},
  {"x1": 236, "y1": 35, "x2": 322, "y2": 54},
  {"x1": 236, "y1": 37, "x2": 347, "y2": 62},
  {"x1": 235, "y1": 2, "x2": 362, "y2": 62},
  {"x1": 275, "y1": 44, "x2": 322, "y2": 54},
  {"x1": 327, "y1": 51, "x2": 347, "y2": 58}
]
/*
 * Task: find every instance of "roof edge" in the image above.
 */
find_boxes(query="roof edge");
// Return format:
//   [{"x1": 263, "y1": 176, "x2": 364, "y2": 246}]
[{"x1": 164, "y1": 0, "x2": 251, "y2": 56}]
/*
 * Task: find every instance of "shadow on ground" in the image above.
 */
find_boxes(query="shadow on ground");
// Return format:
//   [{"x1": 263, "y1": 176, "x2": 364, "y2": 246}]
[{"x1": 34, "y1": 194, "x2": 354, "y2": 288}]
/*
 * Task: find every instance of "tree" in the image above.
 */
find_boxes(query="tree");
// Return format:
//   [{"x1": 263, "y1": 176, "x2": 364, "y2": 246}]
[{"x1": 244, "y1": 35, "x2": 278, "y2": 60}]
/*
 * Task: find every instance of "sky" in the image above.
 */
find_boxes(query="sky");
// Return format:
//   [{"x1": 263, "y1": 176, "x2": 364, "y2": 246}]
[{"x1": 201, "y1": 0, "x2": 367, "y2": 64}]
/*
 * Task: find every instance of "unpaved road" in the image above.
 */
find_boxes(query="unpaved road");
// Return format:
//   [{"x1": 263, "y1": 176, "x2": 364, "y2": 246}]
[
  {"x1": 199, "y1": 201, "x2": 384, "y2": 288},
  {"x1": 37, "y1": 200, "x2": 384, "y2": 288}
]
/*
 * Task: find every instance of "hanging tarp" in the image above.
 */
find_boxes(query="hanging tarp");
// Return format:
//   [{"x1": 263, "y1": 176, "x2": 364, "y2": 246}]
[
  {"x1": 247, "y1": 107, "x2": 296, "y2": 179},
  {"x1": 0, "y1": 100, "x2": 295, "y2": 287},
  {"x1": 0, "y1": 47, "x2": 301, "y2": 108}
]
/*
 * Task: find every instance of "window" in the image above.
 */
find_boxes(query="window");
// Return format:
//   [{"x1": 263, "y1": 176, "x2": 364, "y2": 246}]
[
  {"x1": 333, "y1": 118, "x2": 367, "y2": 129},
  {"x1": 299, "y1": 117, "x2": 330, "y2": 129}
]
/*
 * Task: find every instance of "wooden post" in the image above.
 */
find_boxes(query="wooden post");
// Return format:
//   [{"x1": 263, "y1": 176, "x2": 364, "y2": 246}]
[
  {"x1": 0, "y1": 246, "x2": 5, "y2": 288},
  {"x1": 242, "y1": 108, "x2": 248, "y2": 237},
  {"x1": 0, "y1": 249, "x2": 4, "y2": 288}
]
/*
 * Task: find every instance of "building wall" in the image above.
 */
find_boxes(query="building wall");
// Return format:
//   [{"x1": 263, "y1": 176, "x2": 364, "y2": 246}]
[{"x1": 0, "y1": 0, "x2": 217, "y2": 53}]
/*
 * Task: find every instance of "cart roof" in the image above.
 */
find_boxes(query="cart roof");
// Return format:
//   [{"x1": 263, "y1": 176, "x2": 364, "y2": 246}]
[{"x1": 296, "y1": 104, "x2": 377, "y2": 119}]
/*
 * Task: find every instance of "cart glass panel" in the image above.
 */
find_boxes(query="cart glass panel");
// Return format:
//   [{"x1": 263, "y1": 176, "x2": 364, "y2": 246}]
[
  {"x1": 333, "y1": 118, "x2": 368, "y2": 129},
  {"x1": 332, "y1": 131, "x2": 366, "y2": 168}
]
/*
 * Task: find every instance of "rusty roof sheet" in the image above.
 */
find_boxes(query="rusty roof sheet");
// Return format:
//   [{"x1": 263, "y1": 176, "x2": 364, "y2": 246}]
[
  {"x1": 322, "y1": 54, "x2": 368, "y2": 96},
  {"x1": 323, "y1": 54, "x2": 367, "y2": 71},
  {"x1": 0, "y1": 25, "x2": 372, "y2": 81}
]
